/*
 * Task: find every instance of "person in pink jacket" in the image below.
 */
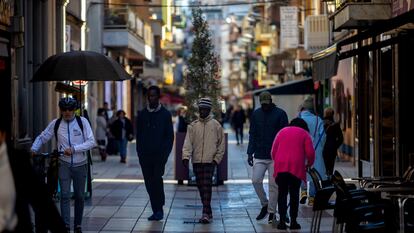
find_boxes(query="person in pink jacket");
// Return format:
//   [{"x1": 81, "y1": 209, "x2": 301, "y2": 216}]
[{"x1": 271, "y1": 118, "x2": 315, "y2": 230}]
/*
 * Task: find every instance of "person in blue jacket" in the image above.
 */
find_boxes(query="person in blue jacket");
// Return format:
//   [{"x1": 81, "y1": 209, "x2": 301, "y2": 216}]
[{"x1": 298, "y1": 96, "x2": 326, "y2": 206}]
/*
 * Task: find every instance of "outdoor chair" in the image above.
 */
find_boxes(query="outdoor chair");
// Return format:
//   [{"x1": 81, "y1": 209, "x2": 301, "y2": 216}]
[
  {"x1": 331, "y1": 170, "x2": 388, "y2": 233},
  {"x1": 308, "y1": 168, "x2": 335, "y2": 233}
]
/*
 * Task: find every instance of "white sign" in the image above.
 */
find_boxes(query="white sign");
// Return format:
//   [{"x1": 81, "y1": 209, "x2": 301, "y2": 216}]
[
  {"x1": 280, "y1": 6, "x2": 298, "y2": 50},
  {"x1": 65, "y1": 25, "x2": 71, "y2": 52}
]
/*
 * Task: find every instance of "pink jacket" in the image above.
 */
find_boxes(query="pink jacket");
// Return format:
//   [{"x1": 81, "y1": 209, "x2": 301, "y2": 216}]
[{"x1": 271, "y1": 126, "x2": 315, "y2": 182}]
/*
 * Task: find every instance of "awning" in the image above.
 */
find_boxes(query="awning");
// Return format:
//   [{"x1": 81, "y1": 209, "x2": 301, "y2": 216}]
[
  {"x1": 253, "y1": 77, "x2": 315, "y2": 96},
  {"x1": 312, "y1": 44, "x2": 338, "y2": 81}
]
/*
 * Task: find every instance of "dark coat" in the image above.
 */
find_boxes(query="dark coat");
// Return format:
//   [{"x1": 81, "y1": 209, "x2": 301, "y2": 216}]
[
  {"x1": 136, "y1": 106, "x2": 174, "y2": 161},
  {"x1": 323, "y1": 119, "x2": 344, "y2": 160},
  {"x1": 247, "y1": 104, "x2": 288, "y2": 160},
  {"x1": 110, "y1": 117, "x2": 133, "y2": 141},
  {"x1": 6, "y1": 147, "x2": 66, "y2": 233},
  {"x1": 177, "y1": 116, "x2": 188, "y2": 133},
  {"x1": 231, "y1": 109, "x2": 246, "y2": 128}
]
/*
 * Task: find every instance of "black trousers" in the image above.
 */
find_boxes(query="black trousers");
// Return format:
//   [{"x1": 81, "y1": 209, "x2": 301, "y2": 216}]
[
  {"x1": 139, "y1": 156, "x2": 167, "y2": 213},
  {"x1": 275, "y1": 172, "x2": 302, "y2": 221},
  {"x1": 234, "y1": 126, "x2": 243, "y2": 144}
]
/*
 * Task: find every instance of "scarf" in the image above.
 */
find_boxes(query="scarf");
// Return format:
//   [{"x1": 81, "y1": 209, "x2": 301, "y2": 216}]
[{"x1": 147, "y1": 103, "x2": 162, "y2": 113}]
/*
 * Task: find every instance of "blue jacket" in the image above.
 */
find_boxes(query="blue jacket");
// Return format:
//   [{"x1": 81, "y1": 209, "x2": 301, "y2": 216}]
[
  {"x1": 247, "y1": 104, "x2": 288, "y2": 160},
  {"x1": 299, "y1": 110, "x2": 326, "y2": 178}
]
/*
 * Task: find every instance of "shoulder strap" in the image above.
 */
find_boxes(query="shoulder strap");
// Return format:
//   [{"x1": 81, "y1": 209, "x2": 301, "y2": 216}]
[
  {"x1": 54, "y1": 118, "x2": 62, "y2": 142},
  {"x1": 75, "y1": 116, "x2": 84, "y2": 134}
]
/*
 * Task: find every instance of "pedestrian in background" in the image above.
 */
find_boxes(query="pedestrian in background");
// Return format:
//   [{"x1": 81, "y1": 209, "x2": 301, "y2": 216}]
[
  {"x1": 323, "y1": 107, "x2": 343, "y2": 176},
  {"x1": 136, "y1": 86, "x2": 174, "y2": 221},
  {"x1": 110, "y1": 110, "x2": 133, "y2": 163},
  {"x1": 247, "y1": 91, "x2": 288, "y2": 224},
  {"x1": 182, "y1": 98, "x2": 225, "y2": 224},
  {"x1": 96, "y1": 108, "x2": 108, "y2": 161},
  {"x1": 298, "y1": 96, "x2": 326, "y2": 206},
  {"x1": 177, "y1": 106, "x2": 188, "y2": 133},
  {"x1": 31, "y1": 97, "x2": 96, "y2": 233},
  {"x1": 271, "y1": 118, "x2": 315, "y2": 230},
  {"x1": 231, "y1": 105, "x2": 246, "y2": 145}
]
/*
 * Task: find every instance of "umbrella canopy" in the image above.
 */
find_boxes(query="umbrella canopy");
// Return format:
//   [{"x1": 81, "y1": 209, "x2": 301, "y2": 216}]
[{"x1": 31, "y1": 50, "x2": 132, "y2": 82}]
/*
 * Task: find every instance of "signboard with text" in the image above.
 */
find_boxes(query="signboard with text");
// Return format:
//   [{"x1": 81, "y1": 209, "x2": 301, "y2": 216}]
[{"x1": 280, "y1": 6, "x2": 299, "y2": 51}]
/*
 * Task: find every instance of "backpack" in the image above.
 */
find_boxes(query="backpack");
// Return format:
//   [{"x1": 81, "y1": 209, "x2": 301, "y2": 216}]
[{"x1": 54, "y1": 116, "x2": 84, "y2": 141}]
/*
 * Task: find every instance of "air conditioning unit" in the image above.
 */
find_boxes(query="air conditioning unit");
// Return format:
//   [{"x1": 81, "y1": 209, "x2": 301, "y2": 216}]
[{"x1": 304, "y1": 15, "x2": 329, "y2": 54}]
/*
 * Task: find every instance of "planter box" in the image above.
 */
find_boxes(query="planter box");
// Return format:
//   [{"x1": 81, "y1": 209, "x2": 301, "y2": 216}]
[{"x1": 174, "y1": 132, "x2": 228, "y2": 185}]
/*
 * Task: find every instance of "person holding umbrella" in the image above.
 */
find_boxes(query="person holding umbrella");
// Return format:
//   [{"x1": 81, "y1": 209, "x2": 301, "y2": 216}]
[{"x1": 31, "y1": 97, "x2": 96, "y2": 233}]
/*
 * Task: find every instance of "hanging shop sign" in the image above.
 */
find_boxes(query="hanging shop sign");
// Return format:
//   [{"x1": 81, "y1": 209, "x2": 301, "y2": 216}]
[{"x1": 72, "y1": 80, "x2": 88, "y2": 86}]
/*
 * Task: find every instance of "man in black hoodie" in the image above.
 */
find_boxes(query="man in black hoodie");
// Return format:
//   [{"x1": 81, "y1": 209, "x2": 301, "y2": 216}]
[
  {"x1": 136, "y1": 86, "x2": 174, "y2": 221},
  {"x1": 247, "y1": 91, "x2": 288, "y2": 224}
]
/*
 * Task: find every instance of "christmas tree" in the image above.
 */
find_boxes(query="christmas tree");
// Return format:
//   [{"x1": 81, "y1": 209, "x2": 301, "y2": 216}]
[{"x1": 185, "y1": 7, "x2": 221, "y2": 122}]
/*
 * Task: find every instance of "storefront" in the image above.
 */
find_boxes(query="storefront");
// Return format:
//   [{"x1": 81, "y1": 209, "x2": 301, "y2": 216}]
[{"x1": 314, "y1": 6, "x2": 414, "y2": 177}]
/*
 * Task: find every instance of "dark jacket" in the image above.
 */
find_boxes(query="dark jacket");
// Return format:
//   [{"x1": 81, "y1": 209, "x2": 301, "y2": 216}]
[
  {"x1": 6, "y1": 147, "x2": 66, "y2": 233},
  {"x1": 110, "y1": 117, "x2": 133, "y2": 141},
  {"x1": 247, "y1": 104, "x2": 288, "y2": 160},
  {"x1": 136, "y1": 106, "x2": 174, "y2": 160},
  {"x1": 323, "y1": 119, "x2": 343, "y2": 157},
  {"x1": 231, "y1": 109, "x2": 246, "y2": 128},
  {"x1": 177, "y1": 116, "x2": 188, "y2": 133}
]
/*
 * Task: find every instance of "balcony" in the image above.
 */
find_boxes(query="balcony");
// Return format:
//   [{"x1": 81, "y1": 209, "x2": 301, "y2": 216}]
[
  {"x1": 103, "y1": 7, "x2": 154, "y2": 62},
  {"x1": 331, "y1": 0, "x2": 391, "y2": 31}
]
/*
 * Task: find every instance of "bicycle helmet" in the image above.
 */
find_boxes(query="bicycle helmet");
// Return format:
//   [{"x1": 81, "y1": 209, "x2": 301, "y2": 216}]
[{"x1": 58, "y1": 97, "x2": 78, "y2": 110}]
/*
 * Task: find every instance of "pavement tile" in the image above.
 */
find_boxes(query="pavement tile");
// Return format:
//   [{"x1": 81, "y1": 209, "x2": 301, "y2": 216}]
[{"x1": 78, "y1": 129, "x2": 356, "y2": 232}]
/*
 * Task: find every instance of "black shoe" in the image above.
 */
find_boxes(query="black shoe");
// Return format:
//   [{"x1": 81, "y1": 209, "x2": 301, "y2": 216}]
[
  {"x1": 120, "y1": 158, "x2": 126, "y2": 163},
  {"x1": 268, "y1": 213, "x2": 274, "y2": 224},
  {"x1": 277, "y1": 221, "x2": 287, "y2": 230},
  {"x1": 74, "y1": 226, "x2": 83, "y2": 233},
  {"x1": 290, "y1": 221, "x2": 301, "y2": 230},
  {"x1": 300, "y1": 191, "x2": 307, "y2": 204},
  {"x1": 256, "y1": 205, "x2": 268, "y2": 220}
]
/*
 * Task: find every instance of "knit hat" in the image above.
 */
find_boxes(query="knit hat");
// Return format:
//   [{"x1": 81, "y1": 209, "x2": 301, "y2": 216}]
[
  {"x1": 259, "y1": 91, "x2": 272, "y2": 104},
  {"x1": 198, "y1": 98, "x2": 212, "y2": 109},
  {"x1": 302, "y1": 96, "x2": 314, "y2": 110}
]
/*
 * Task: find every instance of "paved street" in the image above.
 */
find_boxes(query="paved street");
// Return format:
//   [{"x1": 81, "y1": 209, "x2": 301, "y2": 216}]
[{"x1": 74, "y1": 129, "x2": 356, "y2": 233}]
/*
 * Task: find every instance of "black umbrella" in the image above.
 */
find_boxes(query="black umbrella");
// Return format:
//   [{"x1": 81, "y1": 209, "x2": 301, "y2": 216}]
[{"x1": 31, "y1": 50, "x2": 132, "y2": 82}]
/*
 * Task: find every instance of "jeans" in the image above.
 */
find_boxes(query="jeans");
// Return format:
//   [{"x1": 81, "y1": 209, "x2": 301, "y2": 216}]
[
  {"x1": 59, "y1": 162, "x2": 87, "y2": 228},
  {"x1": 116, "y1": 138, "x2": 128, "y2": 160},
  {"x1": 252, "y1": 158, "x2": 278, "y2": 213}
]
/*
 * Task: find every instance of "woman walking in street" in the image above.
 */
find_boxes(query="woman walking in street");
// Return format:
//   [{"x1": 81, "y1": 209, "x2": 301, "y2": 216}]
[
  {"x1": 96, "y1": 108, "x2": 108, "y2": 161},
  {"x1": 110, "y1": 110, "x2": 133, "y2": 163},
  {"x1": 271, "y1": 118, "x2": 315, "y2": 230}
]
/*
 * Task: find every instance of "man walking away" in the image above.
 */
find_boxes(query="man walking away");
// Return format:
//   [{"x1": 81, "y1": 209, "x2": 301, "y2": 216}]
[
  {"x1": 182, "y1": 98, "x2": 225, "y2": 224},
  {"x1": 298, "y1": 96, "x2": 326, "y2": 206},
  {"x1": 323, "y1": 107, "x2": 343, "y2": 176},
  {"x1": 136, "y1": 86, "x2": 174, "y2": 221},
  {"x1": 247, "y1": 91, "x2": 288, "y2": 224},
  {"x1": 231, "y1": 105, "x2": 246, "y2": 145}
]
